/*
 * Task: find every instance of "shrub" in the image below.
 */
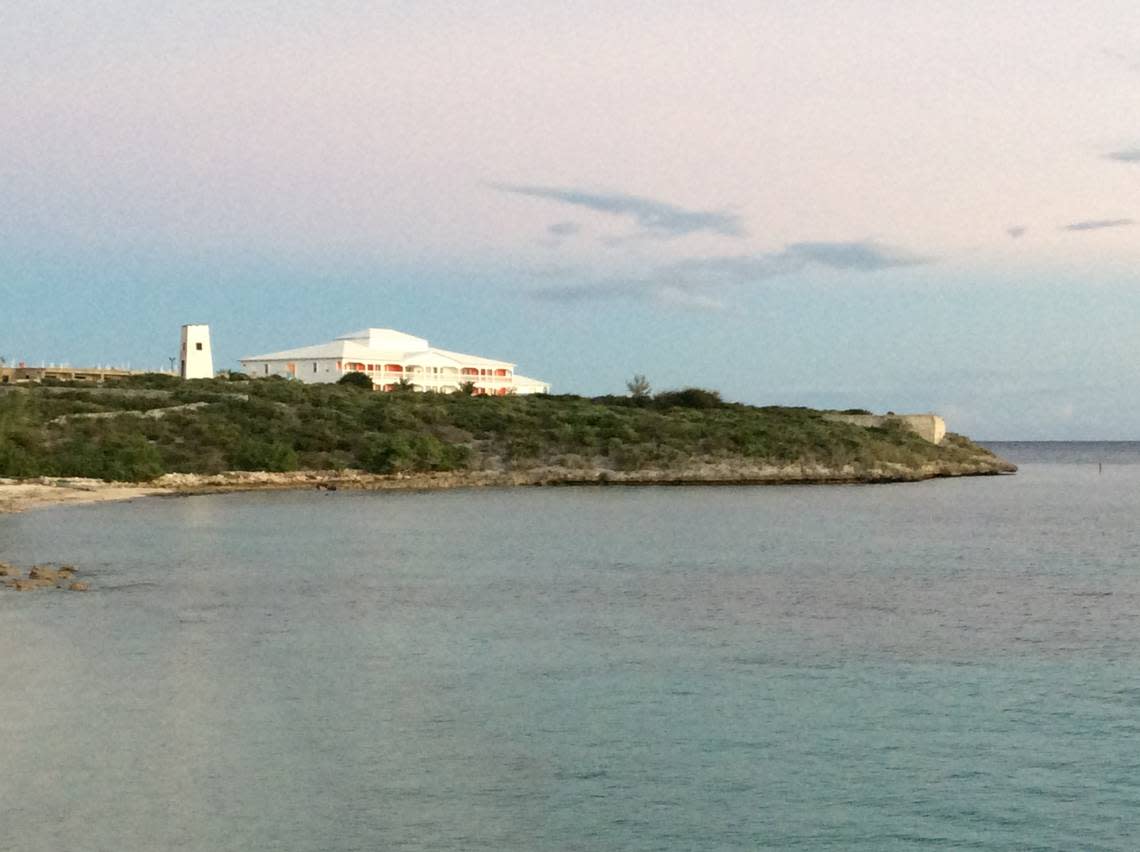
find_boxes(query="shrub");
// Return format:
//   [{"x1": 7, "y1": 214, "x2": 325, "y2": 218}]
[
  {"x1": 230, "y1": 439, "x2": 299, "y2": 472},
  {"x1": 338, "y1": 371, "x2": 374, "y2": 389},
  {"x1": 53, "y1": 432, "x2": 165, "y2": 481},
  {"x1": 653, "y1": 387, "x2": 723, "y2": 409},
  {"x1": 359, "y1": 433, "x2": 415, "y2": 474},
  {"x1": 121, "y1": 372, "x2": 182, "y2": 390}
]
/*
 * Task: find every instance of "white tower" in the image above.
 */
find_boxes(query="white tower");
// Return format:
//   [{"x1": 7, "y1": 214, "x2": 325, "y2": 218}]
[{"x1": 180, "y1": 324, "x2": 214, "y2": 379}]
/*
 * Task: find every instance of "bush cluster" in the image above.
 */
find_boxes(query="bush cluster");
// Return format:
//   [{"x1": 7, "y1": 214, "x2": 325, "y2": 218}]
[{"x1": 0, "y1": 377, "x2": 994, "y2": 482}]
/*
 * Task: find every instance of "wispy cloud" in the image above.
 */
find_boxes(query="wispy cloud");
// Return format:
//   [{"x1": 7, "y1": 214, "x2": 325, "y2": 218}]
[
  {"x1": 1103, "y1": 148, "x2": 1140, "y2": 162},
  {"x1": 528, "y1": 279, "x2": 651, "y2": 303},
  {"x1": 529, "y1": 278, "x2": 727, "y2": 311},
  {"x1": 783, "y1": 241, "x2": 927, "y2": 270},
  {"x1": 1062, "y1": 218, "x2": 1134, "y2": 232},
  {"x1": 537, "y1": 220, "x2": 582, "y2": 248},
  {"x1": 1007, "y1": 225, "x2": 1026, "y2": 239},
  {"x1": 494, "y1": 183, "x2": 745, "y2": 239},
  {"x1": 662, "y1": 241, "x2": 927, "y2": 285},
  {"x1": 546, "y1": 221, "x2": 581, "y2": 237},
  {"x1": 528, "y1": 240, "x2": 929, "y2": 308},
  {"x1": 655, "y1": 286, "x2": 726, "y2": 311}
]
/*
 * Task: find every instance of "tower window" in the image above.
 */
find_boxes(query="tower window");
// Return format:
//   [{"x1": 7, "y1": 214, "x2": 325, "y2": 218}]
[{"x1": 195, "y1": 342, "x2": 203, "y2": 351}]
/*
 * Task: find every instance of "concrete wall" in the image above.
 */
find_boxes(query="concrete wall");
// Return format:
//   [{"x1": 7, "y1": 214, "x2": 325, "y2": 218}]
[
  {"x1": 822, "y1": 413, "x2": 947, "y2": 444},
  {"x1": 243, "y1": 358, "x2": 340, "y2": 383},
  {"x1": 0, "y1": 366, "x2": 150, "y2": 384}
]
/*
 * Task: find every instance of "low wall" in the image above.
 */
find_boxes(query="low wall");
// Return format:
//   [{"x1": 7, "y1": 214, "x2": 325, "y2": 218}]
[
  {"x1": 823, "y1": 413, "x2": 947, "y2": 444},
  {"x1": 0, "y1": 366, "x2": 153, "y2": 384}
]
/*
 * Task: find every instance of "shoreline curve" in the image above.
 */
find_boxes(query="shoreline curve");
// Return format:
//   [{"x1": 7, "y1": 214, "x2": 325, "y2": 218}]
[{"x1": 0, "y1": 458, "x2": 1016, "y2": 514}]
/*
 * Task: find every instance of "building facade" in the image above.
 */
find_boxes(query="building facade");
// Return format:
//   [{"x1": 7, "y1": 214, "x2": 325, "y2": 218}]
[{"x1": 239, "y1": 328, "x2": 550, "y2": 395}]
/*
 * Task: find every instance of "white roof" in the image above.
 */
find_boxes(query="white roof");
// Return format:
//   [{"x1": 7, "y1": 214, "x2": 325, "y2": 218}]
[
  {"x1": 430, "y1": 347, "x2": 518, "y2": 369},
  {"x1": 240, "y1": 328, "x2": 516, "y2": 369},
  {"x1": 403, "y1": 351, "x2": 464, "y2": 368},
  {"x1": 336, "y1": 328, "x2": 429, "y2": 350}
]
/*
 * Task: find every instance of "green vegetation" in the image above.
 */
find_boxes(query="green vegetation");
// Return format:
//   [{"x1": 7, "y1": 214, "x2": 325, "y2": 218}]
[
  {"x1": 0, "y1": 376, "x2": 1004, "y2": 482},
  {"x1": 337, "y1": 371, "x2": 374, "y2": 389}
]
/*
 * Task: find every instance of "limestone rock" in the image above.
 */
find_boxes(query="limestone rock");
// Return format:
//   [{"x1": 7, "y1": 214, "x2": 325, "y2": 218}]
[
  {"x1": 7, "y1": 578, "x2": 49, "y2": 591},
  {"x1": 67, "y1": 581, "x2": 90, "y2": 592}
]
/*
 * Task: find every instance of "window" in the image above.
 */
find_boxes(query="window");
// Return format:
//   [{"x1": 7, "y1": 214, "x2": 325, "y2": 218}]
[
  {"x1": 195, "y1": 342, "x2": 203, "y2": 351},
  {"x1": 313, "y1": 363, "x2": 317, "y2": 373},
  {"x1": 264, "y1": 364, "x2": 269, "y2": 375}
]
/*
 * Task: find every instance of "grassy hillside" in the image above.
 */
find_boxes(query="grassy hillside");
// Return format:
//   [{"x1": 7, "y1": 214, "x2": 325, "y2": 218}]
[{"x1": 0, "y1": 375, "x2": 1008, "y2": 483}]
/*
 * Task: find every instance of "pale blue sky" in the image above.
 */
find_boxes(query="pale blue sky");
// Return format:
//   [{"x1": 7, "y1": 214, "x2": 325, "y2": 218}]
[{"x1": 3, "y1": 1, "x2": 1140, "y2": 438}]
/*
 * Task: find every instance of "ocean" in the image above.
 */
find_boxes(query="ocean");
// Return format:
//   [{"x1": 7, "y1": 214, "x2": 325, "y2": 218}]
[{"x1": 1, "y1": 443, "x2": 1139, "y2": 850}]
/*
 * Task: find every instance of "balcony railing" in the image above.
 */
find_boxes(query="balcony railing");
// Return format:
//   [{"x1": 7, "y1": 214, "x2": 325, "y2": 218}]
[{"x1": 366, "y1": 373, "x2": 513, "y2": 382}]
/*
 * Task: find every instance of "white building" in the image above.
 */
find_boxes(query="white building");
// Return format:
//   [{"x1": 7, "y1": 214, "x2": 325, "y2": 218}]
[
  {"x1": 180, "y1": 324, "x2": 214, "y2": 379},
  {"x1": 239, "y1": 328, "x2": 550, "y2": 395}
]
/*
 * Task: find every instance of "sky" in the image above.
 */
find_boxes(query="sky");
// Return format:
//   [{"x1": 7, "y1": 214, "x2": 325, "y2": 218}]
[{"x1": 2, "y1": 0, "x2": 1140, "y2": 439}]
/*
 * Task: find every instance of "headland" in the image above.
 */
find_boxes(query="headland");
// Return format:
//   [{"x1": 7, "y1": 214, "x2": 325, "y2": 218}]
[{"x1": 0, "y1": 375, "x2": 1014, "y2": 512}]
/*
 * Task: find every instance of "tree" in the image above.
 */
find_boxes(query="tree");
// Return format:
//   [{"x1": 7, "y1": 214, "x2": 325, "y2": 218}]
[
  {"x1": 626, "y1": 374, "x2": 651, "y2": 400},
  {"x1": 338, "y1": 371, "x2": 374, "y2": 390},
  {"x1": 457, "y1": 380, "x2": 477, "y2": 396}
]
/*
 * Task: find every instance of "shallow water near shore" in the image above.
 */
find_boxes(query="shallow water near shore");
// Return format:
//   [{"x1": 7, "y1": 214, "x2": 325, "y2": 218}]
[{"x1": 2, "y1": 443, "x2": 1139, "y2": 850}]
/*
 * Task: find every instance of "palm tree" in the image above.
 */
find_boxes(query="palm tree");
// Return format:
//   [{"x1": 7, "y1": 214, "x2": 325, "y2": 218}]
[{"x1": 626, "y1": 374, "x2": 651, "y2": 400}]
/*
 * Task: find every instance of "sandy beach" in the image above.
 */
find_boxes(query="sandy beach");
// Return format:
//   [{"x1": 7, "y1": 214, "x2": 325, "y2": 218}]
[{"x1": 0, "y1": 478, "x2": 172, "y2": 514}]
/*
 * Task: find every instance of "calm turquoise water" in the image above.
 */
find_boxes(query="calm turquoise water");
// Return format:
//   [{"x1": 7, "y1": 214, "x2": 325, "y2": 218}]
[{"x1": 2, "y1": 444, "x2": 1140, "y2": 851}]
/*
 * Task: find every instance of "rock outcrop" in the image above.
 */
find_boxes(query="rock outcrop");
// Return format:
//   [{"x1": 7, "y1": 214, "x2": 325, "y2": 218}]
[{"x1": 1, "y1": 562, "x2": 92, "y2": 593}]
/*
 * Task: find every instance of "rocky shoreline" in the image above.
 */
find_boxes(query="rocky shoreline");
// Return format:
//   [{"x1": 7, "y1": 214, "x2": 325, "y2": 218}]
[
  {"x1": 0, "y1": 455, "x2": 1016, "y2": 513},
  {"x1": 158, "y1": 457, "x2": 1017, "y2": 492},
  {"x1": 0, "y1": 560, "x2": 90, "y2": 592}
]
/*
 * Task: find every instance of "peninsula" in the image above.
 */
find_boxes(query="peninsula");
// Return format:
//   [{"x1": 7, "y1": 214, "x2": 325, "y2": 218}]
[{"x1": 0, "y1": 374, "x2": 1014, "y2": 511}]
